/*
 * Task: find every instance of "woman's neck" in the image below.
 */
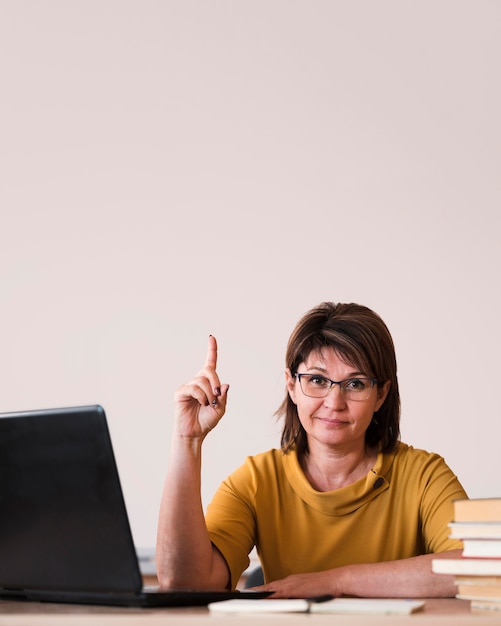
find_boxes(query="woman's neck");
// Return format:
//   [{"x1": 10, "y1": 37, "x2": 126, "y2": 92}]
[{"x1": 300, "y1": 441, "x2": 377, "y2": 492}]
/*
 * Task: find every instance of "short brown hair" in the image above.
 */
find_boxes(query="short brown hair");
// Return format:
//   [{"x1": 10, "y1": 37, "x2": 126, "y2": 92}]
[{"x1": 277, "y1": 302, "x2": 400, "y2": 456}]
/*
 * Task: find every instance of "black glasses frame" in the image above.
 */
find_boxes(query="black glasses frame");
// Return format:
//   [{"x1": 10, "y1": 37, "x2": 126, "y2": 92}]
[{"x1": 295, "y1": 373, "x2": 378, "y2": 399}]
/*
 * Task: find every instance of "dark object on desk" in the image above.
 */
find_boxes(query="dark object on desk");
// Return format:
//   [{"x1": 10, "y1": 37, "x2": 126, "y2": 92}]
[
  {"x1": 0, "y1": 404, "x2": 271, "y2": 607},
  {"x1": 244, "y1": 566, "x2": 264, "y2": 588}
]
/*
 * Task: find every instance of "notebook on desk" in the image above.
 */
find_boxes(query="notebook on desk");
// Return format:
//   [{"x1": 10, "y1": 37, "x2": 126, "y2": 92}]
[{"x1": 0, "y1": 404, "x2": 270, "y2": 607}]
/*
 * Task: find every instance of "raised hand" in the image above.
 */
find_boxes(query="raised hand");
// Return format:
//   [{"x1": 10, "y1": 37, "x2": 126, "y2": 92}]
[{"x1": 173, "y1": 335, "x2": 229, "y2": 438}]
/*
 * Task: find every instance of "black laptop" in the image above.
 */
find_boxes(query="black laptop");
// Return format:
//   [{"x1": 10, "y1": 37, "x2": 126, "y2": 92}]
[{"x1": 0, "y1": 404, "x2": 269, "y2": 607}]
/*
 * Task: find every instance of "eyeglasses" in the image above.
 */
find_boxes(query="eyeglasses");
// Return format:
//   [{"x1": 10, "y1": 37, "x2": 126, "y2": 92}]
[{"x1": 295, "y1": 373, "x2": 378, "y2": 401}]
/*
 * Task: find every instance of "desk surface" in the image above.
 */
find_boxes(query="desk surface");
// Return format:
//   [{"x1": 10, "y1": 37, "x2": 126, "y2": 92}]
[{"x1": 0, "y1": 598, "x2": 500, "y2": 625}]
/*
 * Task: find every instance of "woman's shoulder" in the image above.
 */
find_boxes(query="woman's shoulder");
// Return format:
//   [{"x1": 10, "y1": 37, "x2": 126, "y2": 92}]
[
  {"x1": 242, "y1": 448, "x2": 287, "y2": 469},
  {"x1": 393, "y1": 441, "x2": 445, "y2": 460},
  {"x1": 223, "y1": 448, "x2": 289, "y2": 492},
  {"x1": 383, "y1": 441, "x2": 452, "y2": 474}
]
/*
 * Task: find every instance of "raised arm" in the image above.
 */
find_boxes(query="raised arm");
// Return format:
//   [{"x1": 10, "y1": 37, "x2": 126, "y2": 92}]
[{"x1": 156, "y1": 335, "x2": 231, "y2": 590}]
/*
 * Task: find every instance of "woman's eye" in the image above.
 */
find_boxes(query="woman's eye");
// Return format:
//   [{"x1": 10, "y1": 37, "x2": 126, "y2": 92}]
[
  {"x1": 345, "y1": 378, "x2": 366, "y2": 390},
  {"x1": 309, "y1": 375, "x2": 329, "y2": 387}
]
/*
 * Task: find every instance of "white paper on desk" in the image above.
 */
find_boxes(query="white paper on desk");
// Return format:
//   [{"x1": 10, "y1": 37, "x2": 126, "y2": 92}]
[
  {"x1": 310, "y1": 598, "x2": 426, "y2": 614},
  {"x1": 209, "y1": 598, "x2": 425, "y2": 615},
  {"x1": 208, "y1": 598, "x2": 310, "y2": 613}
]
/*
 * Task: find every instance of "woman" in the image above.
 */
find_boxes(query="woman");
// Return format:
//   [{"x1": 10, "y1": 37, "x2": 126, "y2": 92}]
[{"x1": 156, "y1": 302, "x2": 466, "y2": 598}]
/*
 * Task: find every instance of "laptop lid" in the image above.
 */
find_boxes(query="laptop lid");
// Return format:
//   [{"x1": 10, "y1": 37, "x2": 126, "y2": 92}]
[
  {"x1": 0, "y1": 405, "x2": 144, "y2": 594},
  {"x1": 0, "y1": 404, "x2": 271, "y2": 607}
]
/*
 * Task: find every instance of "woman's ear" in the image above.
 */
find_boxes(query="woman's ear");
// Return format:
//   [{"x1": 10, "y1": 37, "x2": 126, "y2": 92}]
[
  {"x1": 375, "y1": 380, "x2": 391, "y2": 412},
  {"x1": 285, "y1": 369, "x2": 297, "y2": 404}
]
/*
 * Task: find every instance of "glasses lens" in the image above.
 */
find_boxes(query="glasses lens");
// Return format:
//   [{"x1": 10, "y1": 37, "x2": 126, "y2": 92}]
[
  {"x1": 298, "y1": 374, "x2": 331, "y2": 397},
  {"x1": 341, "y1": 378, "x2": 374, "y2": 401}
]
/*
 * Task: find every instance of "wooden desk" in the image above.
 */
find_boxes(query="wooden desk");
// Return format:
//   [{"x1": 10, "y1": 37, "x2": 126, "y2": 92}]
[{"x1": 0, "y1": 598, "x2": 500, "y2": 625}]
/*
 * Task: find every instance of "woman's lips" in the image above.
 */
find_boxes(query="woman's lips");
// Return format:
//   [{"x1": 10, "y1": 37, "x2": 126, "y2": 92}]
[{"x1": 315, "y1": 416, "x2": 348, "y2": 426}]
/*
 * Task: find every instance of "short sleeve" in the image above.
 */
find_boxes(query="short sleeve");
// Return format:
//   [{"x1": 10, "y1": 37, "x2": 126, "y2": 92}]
[
  {"x1": 417, "y1": 452, "x2": 467, "y2": 553},
  {"x1": 206, "y1": 460, "x2": 258, "y2": 589}
]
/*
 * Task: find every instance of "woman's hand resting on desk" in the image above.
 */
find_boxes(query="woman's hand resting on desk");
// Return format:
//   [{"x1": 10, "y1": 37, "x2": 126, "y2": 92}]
[
  {"x1": 249, "y1": 571, "x2": 339, "y2": 599},
  {"x1": 174, "y1": 335, "x2": 229, "y2": 439}
]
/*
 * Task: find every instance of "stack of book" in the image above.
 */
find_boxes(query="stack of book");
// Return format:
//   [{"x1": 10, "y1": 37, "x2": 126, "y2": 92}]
[{"x1": 432, "y1": 498, "x2": 501, "y2": 611}]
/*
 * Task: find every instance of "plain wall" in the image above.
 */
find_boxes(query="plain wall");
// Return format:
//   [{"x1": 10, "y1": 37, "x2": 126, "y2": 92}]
[{"x1": 1, "y1": 0, "x2": 500, "y2": 549}]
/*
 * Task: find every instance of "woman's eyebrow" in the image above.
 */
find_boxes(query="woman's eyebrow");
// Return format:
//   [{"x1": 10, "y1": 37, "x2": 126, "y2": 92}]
[{"x1": 303, "y1": 365, "x2": 366, "y2": 377}]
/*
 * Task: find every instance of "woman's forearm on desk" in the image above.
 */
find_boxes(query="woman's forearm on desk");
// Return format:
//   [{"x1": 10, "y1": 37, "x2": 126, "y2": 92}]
[
  {"x1": 156, "y1": 436, "x2": 230, "y2": 590},
  {"x1": 253, "y1": 550, "x2": 462, "y2": 599},
  {"x1": 333, "y1": 550, "x2": 462, "y2": 598}
]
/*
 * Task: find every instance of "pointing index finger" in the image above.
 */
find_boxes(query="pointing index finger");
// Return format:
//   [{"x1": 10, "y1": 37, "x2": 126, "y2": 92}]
[{"x1": 205, "y1": 335, "x2": 218, "y2": 370}]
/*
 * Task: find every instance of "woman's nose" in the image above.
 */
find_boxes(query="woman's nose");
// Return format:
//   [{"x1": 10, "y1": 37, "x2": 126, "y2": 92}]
[{"x1": 323, "y1": 384, "x2": 346, "y2": 408}]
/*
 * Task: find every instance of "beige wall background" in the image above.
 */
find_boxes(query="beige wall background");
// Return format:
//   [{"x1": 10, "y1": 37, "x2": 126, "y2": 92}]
[{"x1": 1, "y1": 1, "x2": 500, "y2": 549}]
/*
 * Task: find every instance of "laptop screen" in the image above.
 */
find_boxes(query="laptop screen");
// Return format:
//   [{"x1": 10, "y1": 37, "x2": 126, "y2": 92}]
[{"x1": 0, "y1": 405, "x2": 143, "y2": 594}]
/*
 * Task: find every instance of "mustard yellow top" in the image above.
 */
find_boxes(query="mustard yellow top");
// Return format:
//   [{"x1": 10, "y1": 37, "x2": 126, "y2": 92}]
[{"x1": 206, "y1": 442, "x2": 467, "y2": 589}]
